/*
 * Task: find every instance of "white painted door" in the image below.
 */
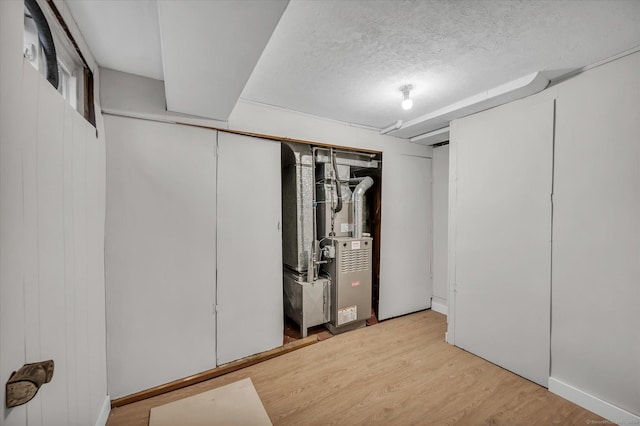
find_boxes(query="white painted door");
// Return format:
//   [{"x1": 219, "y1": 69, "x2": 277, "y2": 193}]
[
  {"x1": 104, "y1": 116, "x2": 217, "y2": 398},
  {"x1": 216, "y1": 133, "x2": 283, "y2": 365},
  {"x1": 450, "y1": 98, "x2": 554, "y2": 387},
  {"x1": 378, "y1": 154, "x2": 432, "y2": 320}
]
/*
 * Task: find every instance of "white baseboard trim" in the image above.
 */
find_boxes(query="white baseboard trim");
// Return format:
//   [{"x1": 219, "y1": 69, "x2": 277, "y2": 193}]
[
  {"x1": 549, "y1": 377, "x2": 639, "y2": 424},
  {"x1": 95, "y1": 395, "x2": 111, "y2": 426},
  {"x1": 431, "y1": 300, "x2": 448, "y2": 315}
]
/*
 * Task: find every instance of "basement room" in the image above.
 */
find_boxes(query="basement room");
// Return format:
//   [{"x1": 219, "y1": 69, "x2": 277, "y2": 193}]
[{"x1": 1, "y1": 0, "x2": 639, "y2": 425}]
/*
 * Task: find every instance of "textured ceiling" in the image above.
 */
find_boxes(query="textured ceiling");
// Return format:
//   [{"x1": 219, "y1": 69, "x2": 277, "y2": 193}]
[
  {"x1": 242, "y1": 0, "x2": 640, "y2": 129},
  {"x1": 66, "y1": 0, "x2": 163, "y2": 80},
  {"x1": 66, "y1": 0, "x2": 640, "y2": 130}
]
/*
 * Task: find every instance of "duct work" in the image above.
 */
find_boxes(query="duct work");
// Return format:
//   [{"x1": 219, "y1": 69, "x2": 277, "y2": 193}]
[
  {"x1": 282, "y1": 143, "x2": 380, "y2": 337},
  {"x1": 281, "y1": 142, "x2": 314, "y2": 274},
  {"x1": 352, "y1": 177, "x2": 374, "y2": 239},
  {"x1": 25, "y1": 0, "x2": 59, "y2": 89}
]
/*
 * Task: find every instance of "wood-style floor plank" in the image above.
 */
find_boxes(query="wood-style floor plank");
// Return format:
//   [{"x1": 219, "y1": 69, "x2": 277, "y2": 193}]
[{"x1": 107, "y1": 310, "x2": 605, "y2": 425}]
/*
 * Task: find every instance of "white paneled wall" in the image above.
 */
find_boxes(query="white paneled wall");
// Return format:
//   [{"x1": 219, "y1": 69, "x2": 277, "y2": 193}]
[
  {"x1": 1, "y1": 63, "x2": 107, "y2": 426},
  {"x1": 0, "y1": 1, "x2": 108, "y2": 424},
  {"x1": 0, "y1": 1, "x2": 28, "y2": 424},
  {"x1": 86, "y1": 109, "x2": 108, "y2": 424}
]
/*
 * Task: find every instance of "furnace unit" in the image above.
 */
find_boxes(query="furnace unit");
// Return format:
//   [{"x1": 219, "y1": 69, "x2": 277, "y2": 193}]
[
  {"x1": 282, "y1": 142, "x2": 379, "y2": 336},
  {"x1": 323, "y1": 236, "x2": 373, "y2": 334}
]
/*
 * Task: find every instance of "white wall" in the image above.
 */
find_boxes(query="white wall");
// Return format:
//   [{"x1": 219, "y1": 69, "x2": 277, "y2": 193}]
[
  {"x1": 229, "y1": 100, "x2": 431, "y2": 158},
  {"x1": 550, "y1": 51, "x2": 640, "y2": 419},
  {"x1": 99, "y1": 68, "x2": 171, "y2": 119},
  {"x1": 99, "y1": 67, "x2": 227, "y2": 128},
  {"x1": 431, "y1": 145, "x2": 449, "y2": 314},
  {"x1": 0, "y1": 1, "x2": 108, "y2": 425},
  {"x1": 101, "y1": 68, "x2": 432, "y2": 156},
  {"x1": 447, "y1": 51, "x2": 640, "y2": 421},
  {"x1": 104, "y1": 115, "x2": 217, "y2": 399}
]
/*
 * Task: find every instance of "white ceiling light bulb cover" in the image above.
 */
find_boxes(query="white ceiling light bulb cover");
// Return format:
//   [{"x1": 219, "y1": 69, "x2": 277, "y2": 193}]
[{"x1": 401, "y1": 84, "x2": 413, "y2": 110}]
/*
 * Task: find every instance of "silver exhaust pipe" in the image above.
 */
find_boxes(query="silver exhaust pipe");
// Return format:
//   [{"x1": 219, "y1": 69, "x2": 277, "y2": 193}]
[{"x1": 352, "y1": 176, "x2": 374, "y2": 239}]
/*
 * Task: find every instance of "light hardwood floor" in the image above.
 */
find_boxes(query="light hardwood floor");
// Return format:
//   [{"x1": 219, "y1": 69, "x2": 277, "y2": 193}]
[{"x1": 107, "y1": 310, "x2": 604, "y2": 425}]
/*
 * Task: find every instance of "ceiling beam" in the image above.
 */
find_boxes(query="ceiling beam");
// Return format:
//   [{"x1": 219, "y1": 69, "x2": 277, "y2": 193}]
[{"x1": 158, "y1": 0, "x2": 289, "y2": 121}]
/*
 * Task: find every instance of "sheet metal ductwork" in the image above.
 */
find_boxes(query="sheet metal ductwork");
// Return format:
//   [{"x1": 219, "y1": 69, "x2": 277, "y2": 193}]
[
  {"x1": 352, "y1": 176, "x2": 373, "y2": 239},
  {"x1": 281, "y1": 142, "x2": 314, "y2": 275},
  {"x1": 282, "y1": 143, "x2": 380, "y2": 337},
  {"x1": 25, "y1": 0, "x2": 59, "y2": 89}
]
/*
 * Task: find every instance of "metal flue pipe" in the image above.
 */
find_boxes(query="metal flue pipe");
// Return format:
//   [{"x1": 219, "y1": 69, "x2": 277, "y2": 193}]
[
  {"x1": 352, "y1": 177, "x2": 374, "y2": 239},
  {"x1": 25, "y1": 0, "x2": 59, "y2": 89}
]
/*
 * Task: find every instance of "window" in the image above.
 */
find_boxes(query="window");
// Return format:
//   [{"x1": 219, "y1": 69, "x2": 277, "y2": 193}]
[{"x1": 23, "y1": 0, "x2": 95, "y2": 126}]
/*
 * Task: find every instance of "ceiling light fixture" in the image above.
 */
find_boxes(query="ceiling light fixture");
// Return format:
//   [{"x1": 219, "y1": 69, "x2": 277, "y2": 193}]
[
  {"x1": 388, "y1": 72, "x2": 550, "y2": 139},
  {"x1": 400, "y1": 84, "x2": 413, "y2": 111}
]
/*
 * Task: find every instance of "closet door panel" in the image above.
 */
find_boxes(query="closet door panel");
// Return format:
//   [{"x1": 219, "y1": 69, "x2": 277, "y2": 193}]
[
  {"x1": 104, "y1": 116, "x2": 216, "y2": 398},
  {"x1": 216, "y1": 133, "x2": 282, "y2": 365},
  {"x1": 451, "y1": 98, "x2": 553, "y2": 387},
  {"x1": 378, "y1": 154, "x2": 432, "y2": 320}
]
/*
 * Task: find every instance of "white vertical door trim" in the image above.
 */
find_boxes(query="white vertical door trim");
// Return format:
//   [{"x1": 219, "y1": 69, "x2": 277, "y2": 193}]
[
  {"x1": 216, "y1": 133, "x2": 282, "y2": 365},
  {"x1": 378, "y1": 153, "x2": 433, "y2": 320}
]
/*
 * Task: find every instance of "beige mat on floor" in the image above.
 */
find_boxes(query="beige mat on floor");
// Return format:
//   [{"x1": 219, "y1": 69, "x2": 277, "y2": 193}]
[{"x1": 149, "y1": 378, "x2": 272, "y2": 426}]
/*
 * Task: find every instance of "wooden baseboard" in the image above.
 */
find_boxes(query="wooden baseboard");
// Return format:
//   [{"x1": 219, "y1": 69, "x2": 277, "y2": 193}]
[{"x1": 111, "y1": 335, "x2": 318, "y2": 408}]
